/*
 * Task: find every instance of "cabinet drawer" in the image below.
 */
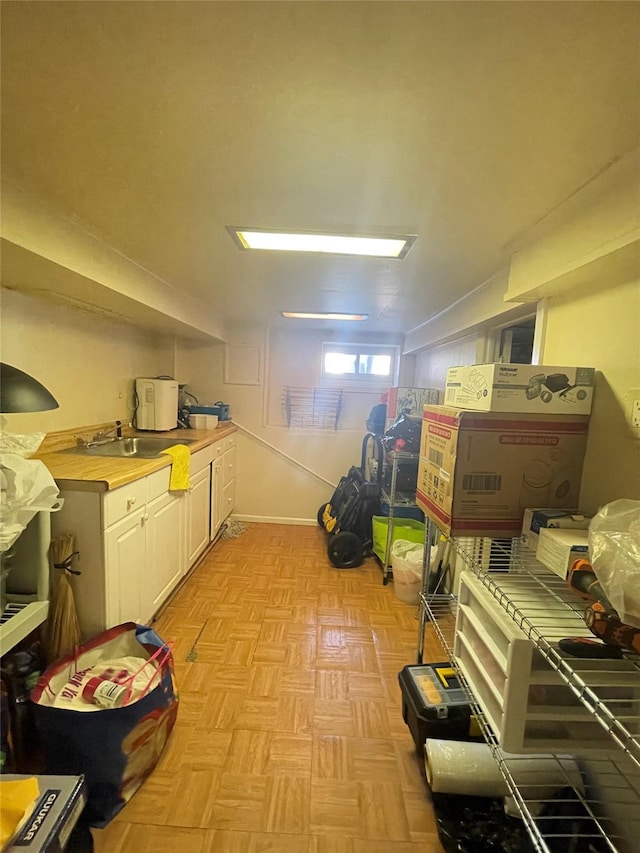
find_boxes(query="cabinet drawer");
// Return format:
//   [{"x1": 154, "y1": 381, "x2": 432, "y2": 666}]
[
  {"x1": 146, "y1": 466, "x2": 172, "y2": 501},
  {"x1": 191, "y1": 445, "x2": 214, "y2": 474},
  {"x1": 190, "y1": 464, "x2": 211, "y2": 490},
  {"x1": 223, "y1": 445, "x2": 236, "y2": 486},
  {"x1": 103, "y1": 478, "x2": 148, "y2": 529},
  {"x1": 223, "y1": 435, "x2": 236, "y2": 452}
]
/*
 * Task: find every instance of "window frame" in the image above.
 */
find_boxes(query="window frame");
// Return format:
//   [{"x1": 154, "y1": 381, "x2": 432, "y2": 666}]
[{"x1": 320, "y1": 341, "x2": 400, "y2": 388}]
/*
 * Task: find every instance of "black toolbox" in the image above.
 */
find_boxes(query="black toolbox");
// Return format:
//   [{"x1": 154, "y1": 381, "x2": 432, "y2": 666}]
[{"x1": 399, "y1": 662, "x2": 479, "y2": 755}]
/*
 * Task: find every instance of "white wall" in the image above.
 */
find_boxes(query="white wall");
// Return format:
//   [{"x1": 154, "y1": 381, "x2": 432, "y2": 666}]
[
  {"x1": 411, "y1": 152, "x2": 640, "y2": 517},
  {"x1": 541, "y1": 277, "x2": 640, "y2": 514},
  {"x1": 178, "y1": 326, "x2": 395, "y2": 523},
  {"x1": 415, "y1": 334, "x2": 479, "y2": 393},
  {"x1": 411, "y1": 279, "x2": 640, "y2": 515},
  {"x1": 0, "y1": 288, "x2": 173, "y2": 434}
]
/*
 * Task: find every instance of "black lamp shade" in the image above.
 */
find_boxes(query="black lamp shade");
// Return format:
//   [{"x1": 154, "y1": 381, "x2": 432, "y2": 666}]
[{"x1": 0, "y1": 363, "x2": 59, "y2": 413}]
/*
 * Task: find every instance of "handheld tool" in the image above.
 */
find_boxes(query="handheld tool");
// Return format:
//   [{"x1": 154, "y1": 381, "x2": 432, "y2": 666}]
[{"x1": 566, "y1": 559, "x2": 640, "y2": 654}]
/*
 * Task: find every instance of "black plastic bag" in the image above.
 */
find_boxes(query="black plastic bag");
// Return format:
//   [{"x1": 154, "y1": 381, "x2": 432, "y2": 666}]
[
  {"x1": 432, "y1": 793, "x2": 536, "y2": 853},
  {"x1": 381, "y1": 414, "x2": 422, "y2": 453}
]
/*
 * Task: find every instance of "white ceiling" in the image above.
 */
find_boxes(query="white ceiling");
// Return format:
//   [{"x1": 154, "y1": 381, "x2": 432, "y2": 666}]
[{"x1": 2, "y1": 2, "x2": 639, "y2": 336}]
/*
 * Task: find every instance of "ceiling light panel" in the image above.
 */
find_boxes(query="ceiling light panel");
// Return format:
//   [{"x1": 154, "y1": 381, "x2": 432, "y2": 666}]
[
  {"x1": 228, "y1": 228, "x2": 415, "y2": 258},
  {"x1": 281, "y1": 312, "x2": 369, "y2": 321}
]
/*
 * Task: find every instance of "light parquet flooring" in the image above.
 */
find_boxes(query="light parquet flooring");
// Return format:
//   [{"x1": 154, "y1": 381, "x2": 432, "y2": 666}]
[{"x1": 93, "y1": 523, "x2": 445, "y2": 852}]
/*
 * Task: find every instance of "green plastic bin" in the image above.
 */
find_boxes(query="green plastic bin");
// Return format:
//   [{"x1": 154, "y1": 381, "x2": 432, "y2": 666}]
[{"x1": 372, "y1": 516, "x2": 425, "y2": 565}]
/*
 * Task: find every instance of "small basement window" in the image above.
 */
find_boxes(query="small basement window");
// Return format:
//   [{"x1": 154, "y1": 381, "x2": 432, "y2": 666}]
[{"x1": 321, "y1": 342, "x2": 399, "y2": 386}]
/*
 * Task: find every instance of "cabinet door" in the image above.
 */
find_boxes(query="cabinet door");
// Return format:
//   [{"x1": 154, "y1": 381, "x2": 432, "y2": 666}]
[
  {"x1": 222, "y1": 477, "x2": 235, "y2": 521},
  {"x1": 188, "y1": 464, "x2": 211, "y2": 567},
  {"x1": 210, "y1": 457, "x2": 224, "y2": 539},
  {"x1": 221, "y1": 441, "x2": 236, "y2": 521},
  {"x1": 104, "y1": 508, "x2": 146, "y2": 628},
  {"x1": 146, "y1": 489, "x2": 185, "y2": 620}
]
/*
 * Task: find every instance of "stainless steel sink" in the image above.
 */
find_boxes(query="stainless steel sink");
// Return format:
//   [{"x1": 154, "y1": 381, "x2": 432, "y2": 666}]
[{"x1": 63, "y1": 436, "x2": 197, "y2": 459}]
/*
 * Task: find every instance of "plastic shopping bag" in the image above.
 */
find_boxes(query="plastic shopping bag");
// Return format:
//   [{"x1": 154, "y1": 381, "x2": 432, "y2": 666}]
[
  {"x1": 590, "y1": 499, "x2": 640, "y2": 628},
  {"x1": 31, "y1": 622, "x2": 178, "y2": 826}
]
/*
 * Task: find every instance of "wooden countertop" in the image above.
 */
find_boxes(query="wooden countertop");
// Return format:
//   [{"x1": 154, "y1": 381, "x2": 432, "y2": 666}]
[{"x1": 35, "y1": 424, "x2": 237, "y2": 492}]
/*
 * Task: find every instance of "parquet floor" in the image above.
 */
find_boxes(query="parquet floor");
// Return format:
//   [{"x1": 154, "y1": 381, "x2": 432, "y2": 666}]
[{"x1": 93, "y1": 522, "x2": 445, "y2": 852}]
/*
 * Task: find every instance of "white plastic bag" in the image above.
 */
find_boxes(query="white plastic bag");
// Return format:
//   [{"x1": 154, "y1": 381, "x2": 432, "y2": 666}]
[
  {"x1": 0, "y1": 454, "x2": 62, "y2": 552},
  {"x1": 391, "y1": 539, "x2": 424, "y2": 605},
  {"x1": 391, "y1": 539, "x2": 424, "y2": 567},
  {"x1": 0, "y1": 428, "x2": 46, "y2": 458},
  {"x1": 590, "y1": 499, "x2": 640, "y2": 628}
]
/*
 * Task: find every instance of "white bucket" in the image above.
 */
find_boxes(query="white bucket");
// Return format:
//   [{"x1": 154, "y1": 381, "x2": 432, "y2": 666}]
[{"x1": 391, "y1": 540, "x2": 424, "y2": 605}]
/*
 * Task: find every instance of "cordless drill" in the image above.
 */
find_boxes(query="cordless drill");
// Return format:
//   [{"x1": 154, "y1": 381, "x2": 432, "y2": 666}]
[{"x1": 566, "y1": 559, "x2": 640, "y2": 654}]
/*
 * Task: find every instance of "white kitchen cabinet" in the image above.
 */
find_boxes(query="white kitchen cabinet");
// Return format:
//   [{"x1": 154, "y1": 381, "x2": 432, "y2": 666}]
[
  {"x1": 187, "y1": 464, "x2": 211, "y2": 566},
  {"x1": 211, "y1": 455, "x2": 224, "y2": 539},
  {"x1": 221, "y1": 435, "x2": 236, "y2": 521},
  {"x1": 51, "y1": 432, "x2": 235, "y2": 638},
  {"x1": 104, "y1": 507, "x2": 146, "y2": 627},
  {"x1": 210, "y1": 434, "x2": 236, "y2": 539},
  {"x1": 145, "y1": 487, "x2": 185, "y2": 620},
  {"x1": 53, "y1": 466, "x2": 184, "y2": 638}
]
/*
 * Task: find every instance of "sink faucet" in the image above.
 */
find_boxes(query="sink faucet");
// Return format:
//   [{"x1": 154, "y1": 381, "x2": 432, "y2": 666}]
[{"x1": 87, "y1": 420, "x2": 123, "y2": 447}]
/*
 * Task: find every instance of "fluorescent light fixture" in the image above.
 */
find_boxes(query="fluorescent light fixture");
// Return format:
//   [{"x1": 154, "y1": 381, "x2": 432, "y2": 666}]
[
  {"x1": 281, "y1": 312, "x2": 369, "y2": 321},
  {"x1": 228, "y1": 227, "x2": 415, "y2": 258}
]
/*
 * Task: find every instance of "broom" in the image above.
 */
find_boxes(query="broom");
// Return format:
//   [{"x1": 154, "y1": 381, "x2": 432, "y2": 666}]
[{"x1": 46, "y1": 534, "x2": 82, "y2": 664}]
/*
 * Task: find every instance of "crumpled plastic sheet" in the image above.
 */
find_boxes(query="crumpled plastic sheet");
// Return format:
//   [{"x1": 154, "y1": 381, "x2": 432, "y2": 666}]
[
  {"x1": 0, "y1": 453, "x2": 62, "y2": 552},
  {"x1": 590, "y1": 499, "x2": 640, "y2": 628}
]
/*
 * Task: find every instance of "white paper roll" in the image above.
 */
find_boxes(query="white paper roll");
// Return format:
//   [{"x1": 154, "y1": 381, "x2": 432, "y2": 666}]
[
  {"x1": 424, "y1": 739, "x2": 584, "y2": 802},
  {"x1": 425, "y1": 739, "x2": 508, "y2": 797}
]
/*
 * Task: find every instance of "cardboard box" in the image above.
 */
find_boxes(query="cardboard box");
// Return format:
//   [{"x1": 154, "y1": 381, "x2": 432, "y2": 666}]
[
  {"x1": 444, "y1": 364, "x2": 595, "y2": 414},
  {"x1": 521, "y1": 507, "x2": 591, "y2": 551},
  {"x1": 416, "y1": 406, "x2": 589, "y2": 538},
  {"x1": 536, "y1": 528, "x2": 590, "y2": 578},
  {"x1": 387, "y1": 386, "x2": 440, "y2": 422}
]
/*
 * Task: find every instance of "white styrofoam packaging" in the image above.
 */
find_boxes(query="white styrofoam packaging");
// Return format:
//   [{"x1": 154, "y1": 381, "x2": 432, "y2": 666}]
[
  {"x1": 445, "y1": 364, "x2": 595, "y2": 414},
  {"x1": 386, "y1": 386, "x2": 440, "y2": 422},
  {"x1": 536, "y1": 528, "x2": 590, "y2": 578},
  {"x1": 521, "y1": 507, "x2": 590, "y2": 551}
]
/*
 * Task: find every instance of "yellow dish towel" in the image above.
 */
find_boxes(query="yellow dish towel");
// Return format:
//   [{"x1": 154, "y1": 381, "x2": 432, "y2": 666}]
[
  {"x1": 0, "y1": 776, "x2": 40, "y2": 848},
  {"x1": 161, "y1": 445, "x2": 191, "y2": 491}
]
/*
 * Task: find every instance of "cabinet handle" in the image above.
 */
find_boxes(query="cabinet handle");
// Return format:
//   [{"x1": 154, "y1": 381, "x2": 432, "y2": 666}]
[
  {"x1": 141, "y1": 513, "x2": 149, "y2": 524},
  {"x1": 127, "y1": 497, "x2": 137, "y2": 509}
]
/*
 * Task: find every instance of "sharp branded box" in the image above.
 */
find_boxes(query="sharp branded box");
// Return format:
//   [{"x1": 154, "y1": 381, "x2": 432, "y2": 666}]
[
  {"x1": 416, "y1": 406, "x2": 590, "y2": 538},
  {"x1": 445, "y1": 364, "x2": 595, "y2": 415}
]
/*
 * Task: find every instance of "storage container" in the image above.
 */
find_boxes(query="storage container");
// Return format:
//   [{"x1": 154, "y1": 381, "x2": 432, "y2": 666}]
[
  {"x1": 390, "y1": 540, "x2": 423, "y2": 605},
  {"x1": 371, "y1": 516, "x2": 424, "y2": 564},
  {"x1": 453, "y1": 570, "x2": 639, "y2": 753},
  {"x1": 189, "y1": 403, "x2": 231, "y2": 421},
  {"x1": 398, "y1": 662, "x2": 476, "y2": 755}
]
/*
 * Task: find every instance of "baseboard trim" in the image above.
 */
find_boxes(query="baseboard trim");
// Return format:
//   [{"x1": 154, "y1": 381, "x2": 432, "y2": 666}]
[{"x1": 233, "y1": 514, "x2": 316, "y2": 527}]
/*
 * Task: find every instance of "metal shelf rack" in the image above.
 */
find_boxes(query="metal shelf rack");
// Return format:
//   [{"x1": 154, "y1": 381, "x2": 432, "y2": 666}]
[
  {"x1": 377, "y1": 449, "x2": 422, "y2": 585},
  {"x1": 417, "y1": 518, "x2": 640, "y2": 853}
]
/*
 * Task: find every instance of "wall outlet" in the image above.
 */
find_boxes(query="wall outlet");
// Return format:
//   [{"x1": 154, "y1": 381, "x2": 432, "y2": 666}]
[{"x1": 628, "y1": 388, "x2": 640, "y2": 438}]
